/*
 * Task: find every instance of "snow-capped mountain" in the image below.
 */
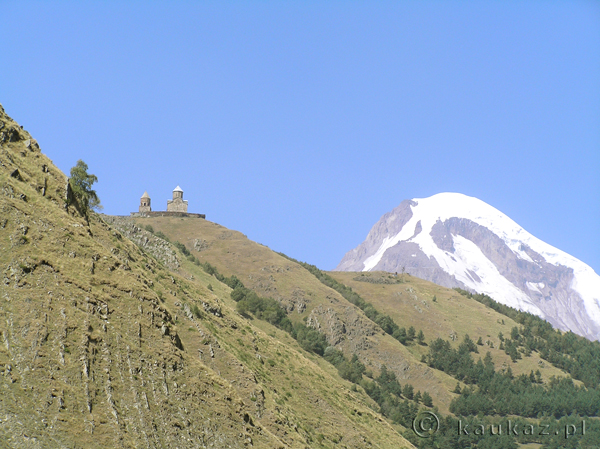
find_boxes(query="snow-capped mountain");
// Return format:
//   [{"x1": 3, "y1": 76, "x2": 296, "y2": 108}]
[{"x1": 335, "y1": 192, "x2": 600, "y2": 341}]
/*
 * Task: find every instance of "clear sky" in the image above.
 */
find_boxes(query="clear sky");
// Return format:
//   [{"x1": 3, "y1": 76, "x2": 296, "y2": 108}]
[{"x1": 2, "y1": 1, "x2": 599, "y2": 273}]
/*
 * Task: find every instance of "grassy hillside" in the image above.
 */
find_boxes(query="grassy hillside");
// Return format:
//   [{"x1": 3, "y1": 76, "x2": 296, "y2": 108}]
[
  {"x1": 2, "y1": 102, "x2": 597, "y2": 448},
  {"x1": 328, "y1": 271, "x2": 571, "y2": 383},
  {"x1": 128, "y1": 209, "x2": 600, "y2": 448},
  {"x1": 0, "y1": 104, "x2": 414, "y2": 448},
  {"x1": 128, "y1": 215, "x2": 465, "y2": 414},
  {"x1": 128, "y1": 214, "x2": 575, "y2": 411}
]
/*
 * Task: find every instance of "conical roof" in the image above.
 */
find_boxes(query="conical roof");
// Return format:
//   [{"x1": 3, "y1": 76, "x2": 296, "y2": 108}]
[
  {"x1": 141, "y1": 191, "x2": 150, "y2": 198},
  {"x1": 173, "y1": 186, "x2": 183, "y2": 192}
]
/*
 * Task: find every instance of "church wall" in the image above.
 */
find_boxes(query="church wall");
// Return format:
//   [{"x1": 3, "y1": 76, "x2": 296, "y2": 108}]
[{"x1": 167, "y1": 199, "x2": 188, "y2": 213}]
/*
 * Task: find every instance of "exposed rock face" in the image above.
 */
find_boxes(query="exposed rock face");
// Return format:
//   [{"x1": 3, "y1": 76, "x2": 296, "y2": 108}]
[
  {"x1": 102, "y1": 216, "x2": 180, "y2": 269},
  {"x1": 337, "y1": 200, "x2": 416, "y2": 272},
  {"x1": 336, "y1": 193, "x2": 600, "y2": 341}
]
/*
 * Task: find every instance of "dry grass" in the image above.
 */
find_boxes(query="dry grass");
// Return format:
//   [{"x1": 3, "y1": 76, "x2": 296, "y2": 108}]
[
  {"x1": 136, "y1": 215, "x2": 576, "y2": 416},
  {"x1": 329, "y1": 271, "x2": 574, "y2": 383},
  {"x1": 1, "y1": 101, "x2": 579, "y2": 448},
  {"x1": 0, "y1": 105, "x2": 415, "y2": 447},
  {"x1": 131, "y1": 217, "x2": 488, "y2": 414}
]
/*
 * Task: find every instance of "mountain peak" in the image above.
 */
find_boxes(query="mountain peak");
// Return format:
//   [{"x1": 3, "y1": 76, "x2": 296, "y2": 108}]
[{"x1": 336, "y1": 193, "x2": 600, "y2": 340}]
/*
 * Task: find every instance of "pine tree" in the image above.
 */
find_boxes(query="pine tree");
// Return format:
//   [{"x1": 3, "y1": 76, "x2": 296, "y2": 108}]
[
  {"x1": 403, "y1": 383, "x2": 414, "y2": 400},
  {"x1": 422, "y1": 391, "x2": 433, "y2": 407},
  {"x1": 417, "y1": 329, "x2": 425, "y2": 345},
  {"x1": 395, "y1": 327, "x2": 407, "y2": 345},
  {"x1": 414, "y1": 390, "x2": 421, "y2": 403}
]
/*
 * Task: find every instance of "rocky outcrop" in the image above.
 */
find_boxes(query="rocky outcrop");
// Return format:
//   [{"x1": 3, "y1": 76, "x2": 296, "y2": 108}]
[
  {"x1": 336, "y1": 199, "x2": 416, "y2": 272},
  {"x1": 101, "y1": 216, "x2": 181, "y2": 269}
]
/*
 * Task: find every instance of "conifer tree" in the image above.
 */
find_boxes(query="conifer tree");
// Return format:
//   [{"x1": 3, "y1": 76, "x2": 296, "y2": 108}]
[
  {"x1": 403, "y1": 383, "x2": 414, "y2": 400},
  {"x1": 422, "y1": 391, "x2": 433, "y2": 407},
  {"x1": 414, "y1": 390, "x2": 422, "y2": 403},
  {"x1": 417, "y1": 329, "x2": 425, "y2": 345}
]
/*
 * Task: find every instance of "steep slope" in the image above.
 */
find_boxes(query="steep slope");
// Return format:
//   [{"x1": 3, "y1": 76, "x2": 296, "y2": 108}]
[
  {"x1": 0, "y1": 105, "x2": 283, "y2": 447},
  {"x1": 105, "y1": 216, "x2": 415, "y2": 447},
  {"x1": 327, "y1": 271, "x2": 572, "y2": 384},
  {"x1": 122, "y1": 213, "x2": 579, "y2": 417},
  {"x1": 336, "y1": 193, "x2": 600, "y2": 340},
  {"x1": 0, "y1": 104, "x2": 414, "y2": 448},
  {"x1": 124, "y1": 215, "x2": 461, "y2": 414}
]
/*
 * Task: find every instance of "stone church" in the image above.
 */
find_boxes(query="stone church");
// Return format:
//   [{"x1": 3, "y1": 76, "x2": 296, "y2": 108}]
[
  {"x1": 166, "y1": 186, "x2": 188, "y2": 212},
  {"x1": 132, "y1": 186, "x2": 204, "y2": 218}
]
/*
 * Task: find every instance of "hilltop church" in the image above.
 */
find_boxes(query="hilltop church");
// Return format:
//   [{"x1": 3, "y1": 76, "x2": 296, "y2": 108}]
[
  {"x1": 167, "y1": 186, "x2": 187, "y2": 212},
  {"x1": 131, "y1": 186, "x2": 205, "y2": 218}
]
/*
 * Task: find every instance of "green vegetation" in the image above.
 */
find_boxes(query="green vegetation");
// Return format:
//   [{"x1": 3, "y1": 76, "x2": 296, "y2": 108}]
[
  {"x1": 228, "y1": 271, "x2": 437, "y2": 434},
  {"x1": 191, "y1": 304, "x2": 202, "y2": 318},
  {"x1": 126, "y1": 213, "x2": 600, "y2": 448},
  {"x1": 422, "y1": 391, "x2": 433, "y2": 407},
  {"x1": 278, "y1": 253, "x2": 427, "y2": 347},
  {"x1": 231, "y1": 286, "x2": 328, "y2": 355},
  {"x1": 0, "y1": 104, "x2": 418, "y2": 449},
  {"x1": 314, "y1": 272, "x2": 600, "y2": 448},
  {"x1": 162, "y1": 238, "x2": 246, "y2": 291},
  {"x1": 423, "y1": 334, "x2": 600, "y2": 418},
  {"x1": 324, "y1": 348, "x2": 366, "y2": 383},
  {"x1": 203, "y1": 262, "x2": 243, "y2": 289},
  {"x1": 155, "y1": 230, "x2": 169, "y2": 241},
  {"x1": 174, "y1": 240, "x2": 191, "y2": 256},
  {"x1": 359, "y1": 364, "x2": 428, "y2": 431},
  {"x1": 67, "y1": 159, "x2": 102, "y2": 219},
  {"x1": 454, "y1": 288, "x2": 600, "y2": 388},
  {"x1": 406, "y1": 413, "x2": 600, "y2": 449}
]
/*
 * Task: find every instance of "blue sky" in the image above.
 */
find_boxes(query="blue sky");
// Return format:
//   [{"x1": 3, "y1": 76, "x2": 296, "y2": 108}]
[{"x1": 2, "y1": 1, "x2": 599, "y2": 273}]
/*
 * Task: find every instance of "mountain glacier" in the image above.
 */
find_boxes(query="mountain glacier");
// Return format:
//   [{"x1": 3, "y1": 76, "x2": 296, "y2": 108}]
[{"x1": 336, "y1": 192, "x2": 600, "y2": 341}]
